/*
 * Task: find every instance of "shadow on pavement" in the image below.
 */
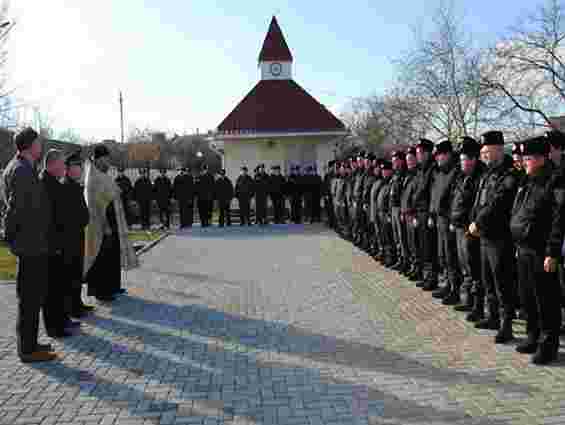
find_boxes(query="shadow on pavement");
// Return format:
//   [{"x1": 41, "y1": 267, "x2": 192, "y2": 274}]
[
  {"x1": 170, "y1": 223, "x2": 335, "y2": 240},
  {"x1": 47, "y1": 293, "x2": 529, "y2": 424}
]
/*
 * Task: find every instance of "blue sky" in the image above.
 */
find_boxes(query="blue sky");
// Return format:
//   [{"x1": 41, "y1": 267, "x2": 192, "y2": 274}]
[{"x1": 9, "y1": 0, "x2": 539, "y2": 142}]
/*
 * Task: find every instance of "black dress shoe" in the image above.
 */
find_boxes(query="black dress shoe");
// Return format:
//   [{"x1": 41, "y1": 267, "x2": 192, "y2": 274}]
[
  {"x1": 465, "y1": 310, "x2": 484, "y2": 322},
  {"x1": 35, "y1": 343, "x2": 54, "y2": 352},
  {"x1": 442, "y1": 292, "x2": 461, "y2": 306},
  {"x1": 422, "y1": 280, "x2": 438, "y2": 291},
  {"x1": 532, "y1": 337, "x2": 559, "y2": 365},
  {"x1": 475, "y1": 317, "x2": 500, "y2": 330},
  {"x1": 494, "y1": 320, "x2": 514, "y2": 344},
  {"x1": 516, "y1": 335, "x2": 539, "y2": 354},
  {"x1": 432, "y1": 286, "x2": 450, "y2": 299},
  {"x1": 47, "y1": 330, "x2": 73, "y2": 339}
]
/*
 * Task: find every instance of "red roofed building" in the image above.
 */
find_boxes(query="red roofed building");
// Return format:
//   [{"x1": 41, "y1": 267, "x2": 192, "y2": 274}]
[{"x1": 214, "y1": 16, "x2": 348, "y2": 182}]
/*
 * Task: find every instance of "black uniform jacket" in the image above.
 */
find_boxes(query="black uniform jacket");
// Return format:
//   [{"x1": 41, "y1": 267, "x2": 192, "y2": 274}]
[
  {"x1": 510, "y1": 163, "x2": 565, "y2": 258},
  {"x1": 450, "y1": 161, "x2": 486, "y2": 228}
]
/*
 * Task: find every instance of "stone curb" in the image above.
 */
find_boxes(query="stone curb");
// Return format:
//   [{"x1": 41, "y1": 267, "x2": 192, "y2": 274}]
[{"x1": 136, "y1": 231, "x2": 170, "y2": 256}]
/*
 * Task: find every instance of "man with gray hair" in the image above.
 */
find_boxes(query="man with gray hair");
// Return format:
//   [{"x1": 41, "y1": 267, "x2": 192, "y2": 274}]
[
  {"x1": 3, "y1": 128, "x2": 58, "y2": 362},
  {"x1": 41, "y1": 148, "x2": 79, "y2": 338}
]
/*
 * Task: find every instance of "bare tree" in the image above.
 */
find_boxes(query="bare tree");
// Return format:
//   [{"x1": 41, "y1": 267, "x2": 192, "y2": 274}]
[
  {"x1": 480, "y1": 0, "x2": 565, "y2": 133},
  {"x1": 393, "y1": 0, "x2": 485, "y2": 140}
]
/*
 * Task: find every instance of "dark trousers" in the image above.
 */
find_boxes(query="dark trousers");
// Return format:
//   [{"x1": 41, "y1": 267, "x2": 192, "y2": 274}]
[
  {"x1": 16, "y1": 255, "x2": 48, "y2": 356},
  {"x1": 255, "y1": 196, "x2": 268, "y2": 224},
  {"x1": 139, "y1": 200, "x2": 151, "y2": 229},
  {"x1": 218, "y1": 200, "x2": 231, "y2": 226},
  {"x1": 291, "y1": 197, "x2": 302, "y2": 223},
  {"x1": 312, "y1": 195, "x2": 321, "y2": 222},
  {"x1": 43, "y1": 254, "x2": 66, "y2": 335},
  {"x1": 324, "y1": 196, "x2": 335, "y2": 228},
  {"x1": 157, "y1": 201, "x2": 170, "y2": 228},
  {"x1": 455, "y1": 228, "x2": 481, "y2": 297},
  {"x1": 517, "y1": 247, "x2": 562, "y2": 338},
  {"x1": 405, "y1": 217, "x2": 418, "y2": 264},
  {"x1": 417, "y1": 212, "x2": 438, "y2": 281},
  {"x1": 271, "y1": 196, "x2": 285, "y2": 223},
  {"x1": 178, "y1": 200, "x2": 194, "y2": 228},
  {"x1": 378, "y1": 213, "x2": 395, "y2": 261},
  {"x1": 63, "y1": 252, "x2": 85, "y2": 315},
  {"x1": 86, "y1": 232, "x2": 121, "y2": 298},
  {"x1": 121, "y1": 196, "x2": 133, "y2": 226},
  {"x1": 238, "y1": 197, "x2": 251, "y2": 224},
  {"x1": 437, "y1": 217, "x2": 461, "y2": 290},
  {"x1": 481, "y1": 237, "x2": 516, "y2": 320},
  {"x1": 198, "y1": 199, "x2": 211, "y2": 227}
]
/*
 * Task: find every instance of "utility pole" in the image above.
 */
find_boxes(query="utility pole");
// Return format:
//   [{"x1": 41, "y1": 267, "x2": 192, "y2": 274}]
[{"x1": 119, "y1": 91, "x2": 124, "y2": 143}]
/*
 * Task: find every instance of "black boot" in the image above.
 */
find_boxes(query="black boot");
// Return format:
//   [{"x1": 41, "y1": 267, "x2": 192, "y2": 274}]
[
  {"x1": 432, "y1": 285, "x2": 451, "y2": 299},
  {"x1": 475, "y1": 316, "x2": 500, "y2": 330},
  {"x1": 494, "y1": 319, "x2": 514, "y2": 344},
  {"x1": 466, "y1": 297, "x2": 485, "y2": 322},
  {"x1": 532, "y1": 336, "x2": 559, "y2": 365},
  {"x1": 422, "y1": 278, "x2": 438, "y2": 291},
  {"x1": 516, "y1": 332, "x2": 539, "y2": 354},
  {"x1": 442, "y1": 289, "x2": 461, "y2": 306},
  {"x1": 454, "y1": 293, "x2": 474, "y2": 312}
]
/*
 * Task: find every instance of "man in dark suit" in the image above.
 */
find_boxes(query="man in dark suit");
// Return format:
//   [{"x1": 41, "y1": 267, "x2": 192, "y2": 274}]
[
  {"x1": 268, "y1": 165, "x2": 286, "y2": 223},
  {"x1": 153, "y1": 168, "x2": 172, "y2": 229},
  {"x1": 173, "y1": 168, "x2": 196, "y2": 228},
  {"x1": 197, "y1": 165, "x2": 215, "y2": 227},
  {"x1": 115, "y1": 167, "x2": 133, "y2": 226},
  {"x1": 134, "y1": 168, "x2": 153, "y2": 230},
  {"x1": 63, "y1": 151, "x2": 93, "y2": 318},
  {"x1": 235, "y1": 166, "x2": 254, "y2": 225},
  {"x1": 3, "y1": 128, "x2": 58, "y2": 362},
  {"x1": 215, "y1": 169, "x2": 234, "y2": 227}
]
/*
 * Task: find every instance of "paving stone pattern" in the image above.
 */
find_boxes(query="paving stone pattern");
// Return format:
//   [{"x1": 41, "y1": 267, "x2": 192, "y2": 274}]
[{"x1": 0, "y1": 224, "x2": 563, "y2": 424}]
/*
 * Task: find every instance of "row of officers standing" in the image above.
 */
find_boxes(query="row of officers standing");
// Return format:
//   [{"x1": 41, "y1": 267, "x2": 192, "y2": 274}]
[
  {"x1": 114, "y1": 163, "x2": 325, "y2": 229},
  {"x1": 324, "y1": 130, "x2": 565, "y2": 365}
]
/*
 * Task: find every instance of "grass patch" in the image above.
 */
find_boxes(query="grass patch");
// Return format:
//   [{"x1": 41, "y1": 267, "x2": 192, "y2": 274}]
[
  {"x1": 0, "y1": 242, "x2": 16, "y2": 281},
  {"x1": 127, "y1": 231, "x2": 163, "y2": 243}
]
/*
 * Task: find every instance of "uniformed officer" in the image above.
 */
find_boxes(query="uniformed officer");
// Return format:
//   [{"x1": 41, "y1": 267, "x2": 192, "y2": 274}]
[
  {"x1": 323, "y1": 161, "x2": 336, "y2": 228},
  {"x1": 360, "y1": 153, "x2": 377, "y2": 251},
  {"x1": 197, "y1": 164, "x2": 215, "y2": 227},
  {"x1": 215, "y1": 169, "x2": 234, "y2": 227},
  {"x1": 254, "y1": 164, "x2": 269, "y2": 225},
  {"x1": 429, "y1": 140, "x2": 462, "y2": 305},
  {"x1": 469, "y1": 130, "x2": 519, "y2": 343},
  {"x1": 400, "y1": 147, "x2": 420, "y2": 279},
  {"x1": 173, "y1": 168, "x2": 196, "y2": 228},
  {"x1": 368, "y1": 158, "x2": 383, "y2": 257},
  {"x1": 115, "y1": 167, "x2": 133, "y2": 226},
  {"x1": 269, "y1": 165, "x2": 286, "y2": 224},
  {"x1": 153, "y1": 168, "x2": 172, "y2": 229},
  {"x1": 512, "y1": 142, "x2": 524, "y2": 174},
  {"x1": 413, "y1": 139, "x2": 439, "y2": 290},
  {"x1": 511, "y1": 136, "x2": 565, "y2": 364},
  {"x1": 235, "y1": 166, "x2": 254, "y2": 225},
  {"x1": 376, "y1": 160, "x2": 396, "y2": 267},
  {"x1": 389, "y1": 150, "x2": 408, "y2": 271},
  {"x1": 134, "y1": 168, "x2": 153, "y2": 230},
  {"x1": 287, "y1": 165, "x2": 303, "y2": 224},
  {"x1": 449, "y1": 137, "x2": 486, "y2": 319},
  {"x1": 310, "y1": 166, "x2": 323, "y2": 223}
]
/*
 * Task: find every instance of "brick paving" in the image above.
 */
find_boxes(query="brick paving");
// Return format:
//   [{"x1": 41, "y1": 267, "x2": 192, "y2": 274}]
[{"x1": 0, "y1": 224, "x2": 563, "y2": 424}]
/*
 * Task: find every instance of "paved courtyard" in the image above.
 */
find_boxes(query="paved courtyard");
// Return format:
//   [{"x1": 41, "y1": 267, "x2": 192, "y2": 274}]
[{"x1": 1, "y1": 224, "x2": 565, "y2": 425}]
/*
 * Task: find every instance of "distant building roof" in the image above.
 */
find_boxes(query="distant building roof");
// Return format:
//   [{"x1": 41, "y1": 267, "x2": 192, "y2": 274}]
[{"x1": 217, "y1": 79, "x2": 346, "y2": 134}]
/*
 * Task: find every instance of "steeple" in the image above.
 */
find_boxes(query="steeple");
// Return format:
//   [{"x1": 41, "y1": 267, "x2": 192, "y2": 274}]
[
  {"x1": 258, "y1": 16, "x2": 293, "y2": 80},
  {"x1": 258, "y1": 16, "x2": 293, "y2": 62}
]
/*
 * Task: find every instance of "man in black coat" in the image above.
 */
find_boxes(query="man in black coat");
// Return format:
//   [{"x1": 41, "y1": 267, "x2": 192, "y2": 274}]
[
  {"x1": 322, "y1": 161, "x2": 336, "y2": 228},
  {"x1": 63, "y1": 151, "x2": 93, "y2": 319},
  {"x1": 469, "y1": 130, "x2": 519, "y2": 344},
  {"x1": 269, "y1": 165, "x2": 286, "y2": 224},
  {"x1": 254, "y1": 164, "x2": 269, "y2": 225},
  {"x1": 153, "y1": 168, "x2": 172, "y2": 229},
  {"x1": 235, "y1": 166, "x2": 254, "y2": 225},
  {"x1": 134, "y1": 168, "x2": 153, "y2": 230},
  {"x1": 428, "y1": 140, "x2": 462, "y2": 305},
  {"x1": 287, "y1": 166, "x2": 303, "y2": 224},
  {"x1": 215, "y1": 169, "x2": 234, "y2": 227},
  {"x1": 115, "y1": 167, "x2": 133, "y2": 226},
  {"x1": 3, "y1": 128, "x2": 57, "y2": 362},
  {"x1": 389, "y1": 150, "x2": 408, "y2": 271},
  {"x1": 197, "y1": 165, "x2": 215, "y2": 227},
  {"x1": 449, "y1": 138, "x2": 486, "y2": 320},
  {"x1": 511, "y1": 137, "x2": 565, "y2": 364},
  {"x1": 413, "y1": 138, "x2": 439, "y2": 290},
  {"x1": 40, "y1": 149, "x2": 77, "y2": 338},
  {"x1": 173, "y1": 168, "x2": 196, "y2": 228}
]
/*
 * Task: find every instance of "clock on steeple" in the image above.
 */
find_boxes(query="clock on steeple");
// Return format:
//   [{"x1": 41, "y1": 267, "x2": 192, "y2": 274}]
[{"x1": 259, "y1": 16, "x2": 292, "y2": 80}]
